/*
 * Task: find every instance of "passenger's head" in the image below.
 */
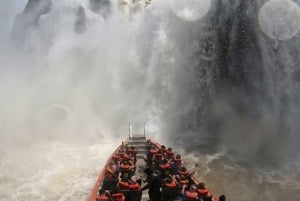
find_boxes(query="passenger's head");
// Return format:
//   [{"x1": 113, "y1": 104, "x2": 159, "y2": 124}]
[
  {"x1": 180, "y1": 167, "x2": 187, "y2": 172},
  {"x1": 219, "y1": 195, "x2": 226, "y2": 201},
  {"x1": 99, "y1": 189, "x2": 105, "y2": 195},
  {"x1": 190, "y1": 185, "x2": 197, "y2": 192},
  {"x1": 165, "y1": 177, "x2": 172, "y2": 184},
  {"x1": 161, "y1": 145, "x2": 166, "y2": 150},
  {"x1": 123, "y1": 160, "x2": 128, "y2": 165},
  {"x1": 167, "y1": 147, "x2": 172, "y2": 151},
  {"x1": 176, "y1": 154, "x2": 181, "y2": 159},
  {"x1": 198, "y1": 182, "x2": 205, "y2": 189}
]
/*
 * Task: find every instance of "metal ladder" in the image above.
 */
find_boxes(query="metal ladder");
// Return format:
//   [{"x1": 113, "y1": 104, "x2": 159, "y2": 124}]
[{"x1": 127, "y1": 123, "x2": 147, "y2": 159}]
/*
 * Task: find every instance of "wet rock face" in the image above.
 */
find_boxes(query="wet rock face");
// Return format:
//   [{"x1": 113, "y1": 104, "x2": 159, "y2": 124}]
[
  {"x1": 89, "y1": 0, "x2": 111, "y2": 17},
  {"x1": 74, "y1": 6, "x2": 87, "y2": 34},
  {"x1": 11, "y1": 0, "x2": 52, "y2": 43}
]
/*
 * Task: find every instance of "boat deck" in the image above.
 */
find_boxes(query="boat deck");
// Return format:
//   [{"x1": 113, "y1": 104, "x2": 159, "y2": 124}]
[{"x1": 128, "y1": 135, "x2": 148, "y2": 201}]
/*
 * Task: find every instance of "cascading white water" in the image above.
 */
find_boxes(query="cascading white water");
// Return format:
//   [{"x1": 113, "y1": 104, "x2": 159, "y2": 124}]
[{"x1": 1, "y1": 0, "x2": 300, "y2": 201}]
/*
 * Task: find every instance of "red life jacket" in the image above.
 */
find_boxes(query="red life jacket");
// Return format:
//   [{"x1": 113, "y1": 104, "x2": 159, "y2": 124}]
[
  {"x1": 165, "y1": 182, "x2": 177, "y2": 188},
  {"x1": 185, "y1": 191, "x2": 198, "y2": 200},
  {"x1": 172, "y1": 159, "x2": 182, "y2": 167},
  {"x1": 166, "y1": 151, "x2": 175, "y2": 159},
  {"x1": 129, "y1": 182, "x2": 140, "y2": 190},
  {"x1": 150, "y1": 149, "x2": 158, "y2": 155},
  {"x1": 197, "y1": 188, "x2": 209, "y2": 196},
  {"x1": 120, "y1": 164, "x2": 131, "y2": 170},
  {"x1": 154, "y1": 154, "x2": 163, "y2": 161},
  {"x1": 112, "y1": 193, "x2": 125, "y2": 201},
  {"x1": 161, "y1": 148, "x2": 167, "y2": 154},
  {"x1": 118, "y1": 180, "x2": 129, "y2": 190},
  {"x1": 96, "y1": 195, "x2": 109, "y2": 201},
  {"x1": 178, "y1": 169, "x2": 189, "y2": 176},
  {"x1": 160, "y1": 163, "x2": 170, "y2": 169}
]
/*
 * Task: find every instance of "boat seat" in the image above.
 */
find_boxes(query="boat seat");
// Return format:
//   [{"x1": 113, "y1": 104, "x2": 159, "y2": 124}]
[
  {"x1": 102, "y1": 178, "x2": 118, "y2": 193},
  {"x1": 160, "y1": 187, "x2": 180, "y2": 201},
  {"x1": 127, "y1": 190, "x2": 142, "y2": 201}
]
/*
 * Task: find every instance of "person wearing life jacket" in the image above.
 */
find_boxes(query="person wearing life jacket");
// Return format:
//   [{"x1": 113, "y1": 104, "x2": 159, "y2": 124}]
[
  {"x1": 154, "y1": 151, "x2": 163, "y2": 161},
  {"x1": 197, "y1": 187, "x2": 209, "y2": 197},
  {"x1": 127, "y1": 146, "x2": 137, "y2": 163},
  {"x1": 177, "y1": 174, "x2": 189, "y2": 186},
  {"x1": 160, "y1": 176, "x2": 180, "y2": 201},
  {"x1": 111, "y1": 153, "x2": 123, "y2": 164},
  {"x1": 118, "y1": 176, "x2": 141, "y2": 191},
  {"x1": 166, "y1": 147, "x2": 175, "y2": 160},
  {"x1": 197, "y1": 182, "x2": 212, "y2": 200},
  {"x1": 178, "y1": 167, "x2": 190, "y2": 178},
  {"x1": 171, "y1": 154, "x2": 183, "y2": 174},
  {"x1": 198, "y1": 188, "x2": 216, "y2": 201},
  {"x1": 182, "y1": 185, "x2": 199, "y2": 201},
  {"x1": 160, "y1": 159, "x2": 171, "y2": 178},
  {"x1": 96, "y1": 189, "x2": 112, "y2": 201},
  {"x1": 163, "y1": 176, "x2": 177, "y2": 188},
  {"x1": 111, "y1": 193, "x2": 125, "y2": 201},
  {"x1": 177, "y1": 166, "x2": 194, "y2": 185},
  {"x1": 141, "y1": 170, "x2": 162, "y2": 201},
  {"x1": 127, "y1": 146, "x2": 137, "y2": 155},
  {"x1": 119, "y1": 160, "x2": 134, "y2": 180},
  {"x1": 150, "y1": 147, "x2": 159, "y2": 155},
  {"x1": 160, "y1": 145, "x2": 167, "y2": 154}
]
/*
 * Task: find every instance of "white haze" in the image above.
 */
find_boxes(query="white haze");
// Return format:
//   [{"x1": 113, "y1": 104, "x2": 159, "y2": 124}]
[{"x1": 0, "y1": 0, "x2": 211, "y2": 200}]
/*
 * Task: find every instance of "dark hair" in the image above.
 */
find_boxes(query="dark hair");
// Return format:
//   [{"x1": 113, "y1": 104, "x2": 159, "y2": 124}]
[
  {"x1": 219, "y1": 195, "x2": 226, "y2": 201},
  {"x1": 99, "y1": 189, "x2": 105, "y2": 194},
  {"x1": 198, "y1": 182, "x2": 205, "y2": 189},
  {"x1": 165, "y1": 178, "x2": 172, "y2": 183},
  {"x1": 181, "y1": 167, "x2": 187, "y2": 172},
  {"x1": 176, "y1": 154, "x2": 181, "y2": 159}
]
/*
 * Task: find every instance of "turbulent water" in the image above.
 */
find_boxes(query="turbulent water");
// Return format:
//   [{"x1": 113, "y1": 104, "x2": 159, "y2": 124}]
[{"x1": 1, "y1": 0, "x2": 300, "y2": 201}]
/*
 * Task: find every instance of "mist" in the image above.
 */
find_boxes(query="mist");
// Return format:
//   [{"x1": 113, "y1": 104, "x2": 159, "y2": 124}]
[{"x1": 1, "y1": 0, "x2": 300, "y2": 200}]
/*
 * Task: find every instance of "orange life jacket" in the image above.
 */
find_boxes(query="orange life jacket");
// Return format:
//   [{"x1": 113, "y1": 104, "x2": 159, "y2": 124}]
[
  {"x1": 118, "y1": 180, "x2": 129, "y2": 190},
  {"x1": 197, "y1": 188, "x2": 209, "y2": 196},
  {"x1": 150, "y1": 149, "x2": 158, "y2": 155},
  {"x1": 165, "y1": 182, "x2": 177, "y2": 188},
  {"x1": 120, "y1": 164, "x2": 131, "y2": 170},
  {"x1": 178, "y1": 169, "x2": 189, "y2": 176},
  {"x1": 166, "y1": 151, "x2": 175, "y2": 159},
  {"x1": 160, "y1": 163, "x2": 170, "y2": 169},
  {"x1": 112, "y1": 193, "x2": 125, "y2": 201},
  {"x1": 154, "y1": 154, "x2": 163, "y2": 160},
  {"x1": 129, "y1": 182, "x2": 140, "y2": 190},
  {"x1": 161, "y1": 148, "x2": 167, "y2": 154},
  {"x1": 96, "y1": 195, "x2": 109, "y2": 201},
  {"x1": 172, "y1": 159, "x2": 182, "y2": 167},
  {"x1": 185, "y1": 191, "x2": 198, "y2": 200}
]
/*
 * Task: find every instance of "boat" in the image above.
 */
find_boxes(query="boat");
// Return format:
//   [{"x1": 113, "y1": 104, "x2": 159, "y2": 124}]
[{"x1": 88, "y1": 128, "x2": 219, "y2": 201}]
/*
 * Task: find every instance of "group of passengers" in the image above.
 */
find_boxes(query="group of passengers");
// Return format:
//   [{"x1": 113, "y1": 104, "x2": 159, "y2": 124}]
[{"x1": 96, "y1": 140, "x2": 226, "y2": 201}]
